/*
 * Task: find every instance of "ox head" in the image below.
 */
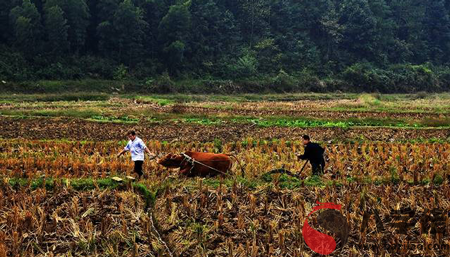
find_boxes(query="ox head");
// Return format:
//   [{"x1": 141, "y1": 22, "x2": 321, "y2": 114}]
[{"x1": 157, "y1": 153, "x2": 184, "y2": 168}]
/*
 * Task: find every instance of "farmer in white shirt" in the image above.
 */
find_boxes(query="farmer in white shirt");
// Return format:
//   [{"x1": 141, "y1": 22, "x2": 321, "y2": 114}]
[{"x1": 117, "y1": 130, "x2": 155, "y2": 179}]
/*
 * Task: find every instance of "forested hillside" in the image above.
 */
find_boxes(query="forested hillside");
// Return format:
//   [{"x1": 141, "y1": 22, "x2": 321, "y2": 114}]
[{"x1": 1, "y1": 0, "x2": 450, "y2": 93}]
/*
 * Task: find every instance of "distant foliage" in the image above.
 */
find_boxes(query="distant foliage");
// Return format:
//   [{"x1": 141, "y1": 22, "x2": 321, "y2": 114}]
[{"x1": 0, "y1": 0, "x2": 450, "y2": 93}]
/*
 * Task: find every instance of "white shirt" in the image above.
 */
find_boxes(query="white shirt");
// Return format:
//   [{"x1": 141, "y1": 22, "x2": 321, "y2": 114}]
[{"x1": 124, "y1": 137, "x2": 147, "y2": 161}]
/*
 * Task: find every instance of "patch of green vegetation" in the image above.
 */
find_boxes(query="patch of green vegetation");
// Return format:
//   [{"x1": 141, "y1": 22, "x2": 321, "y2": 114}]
[
  {"x1": 326, "y1": 180, "x2": 343, "y2": 187},
  {"x1": 0, "y1": 109, "x2": 142, "y2": 124},
  {"x1": 358, "y1": 93, "x2": 382, "y2": 106},
  {"x1": 421, "y1": 178, "x2": 431, "y2": 185},
  {"x1": 2, "y1": 80, "x2": 126, "y2": 94},
  {"x1": 122, "y1": 93, "x2": 359, "y2": 103},
  {"x1": 6, "y1": 177, "x2": 134, "y2": 190},
  {"x1": 278, "y1": 175, "x2": 302, "y2": 189},
  {"x1": 174, "y1": 115, "x2": 351, "y2": 128},
  {"x1": 326, "y1": 104, "x2": 450, "y2": 114},
  {"x1": 2, "y1": 93, "x2": 449, "y2": 129},
  {"x1": 213, "y1": 138, "x2": 223, "y2": 153},
  {"x1": 88, "y1": 115, "x2": 139, "y2": 124},
  {"x1": 362, "y1": 176, "x2": 373, "y2": 184},
  {"x1": 131, "y1": 96, "x2": 175, "y2": 106},
  {"x1": 7, "y1": 177, "x2": 55, "y2": 190},
  {"x1": 304, "y1": 175, "x2": 325, "y2": 186},
  {"x1": 245, "y1": 117, "x2": 410, "y2": 128},
  {"x1": 149, "y1": 113, "x2": 356, "y2": 128},
  {"x1": 246, "y1": 118, "x2": 352, "y2": 128},
  {"x1": 180, "y1": 117, "x2": 223, "y2": 125},
  {"x1": 346, "y1": 177, "x2": 356, "y2": 183},
  {"x1": 123, "y1": 94, "x2": 244, "y2": 103},
  {"x1": 0, "y1": 93, "x2": 110, "y2": 102},
  {"x1": 133, "y1": 182, "x2": 157, "y2": 209},
  {"x1": 0, "y1": 108, "x2": 104, "y2": 119},
  {"x1": 5, "y1": 177, "x2": 158, "y2": 208},
  {"x1": 421, "y1": 117, "x2": 450, "y2": 127},
  {"x1": 3, "y1": 174, "x2": 442, "y2": 204},
  {"x1": 169, "y1": 115, "x2": 450, "y2": 128},
  {"x1": 4, "y1": 138, "x2": 122, "y2": 145},
  {"x1": 433, "y1": 174, "x2": 444, "y2": 185},
  {"x1": 390, "y1": 168, "x2": 400, "y2": 184}
]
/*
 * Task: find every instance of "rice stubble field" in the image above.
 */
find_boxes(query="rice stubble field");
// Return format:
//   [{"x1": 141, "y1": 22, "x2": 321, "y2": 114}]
[{"x1": 1, "y1": 93, "x2": 450, "y2": 256}]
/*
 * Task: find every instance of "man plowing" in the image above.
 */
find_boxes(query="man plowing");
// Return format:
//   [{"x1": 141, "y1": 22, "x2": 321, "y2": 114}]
[{"x1": 297, "y1": 135, "x2": 326, "y2": 176}]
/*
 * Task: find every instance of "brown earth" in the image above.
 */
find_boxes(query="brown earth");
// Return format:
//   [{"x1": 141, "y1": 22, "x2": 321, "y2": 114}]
[
  {"x1": 1, "y1": 116, "x2": 449, "y2": 142},
  {"x1": 3, "y1": 98, "x2": 449, "y2": 120},
  {"x1": 165, "y1": 104, "x2": 450, "y2": 120}
]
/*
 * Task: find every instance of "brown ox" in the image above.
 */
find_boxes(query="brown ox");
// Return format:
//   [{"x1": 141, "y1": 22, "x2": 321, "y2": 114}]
[{"x1": 157, "y1": 151, "x2": 232, "y2": 177}]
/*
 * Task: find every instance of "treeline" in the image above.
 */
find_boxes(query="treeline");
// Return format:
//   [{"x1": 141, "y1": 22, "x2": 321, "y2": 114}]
[{"x1": 1, "y1": 0, "x2": 450, "y2": 93}]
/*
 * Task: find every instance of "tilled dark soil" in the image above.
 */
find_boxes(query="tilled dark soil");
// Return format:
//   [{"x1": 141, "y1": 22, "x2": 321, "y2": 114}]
[{"x1": 1, "y1": 117, "x2": 449, "y2": 142}]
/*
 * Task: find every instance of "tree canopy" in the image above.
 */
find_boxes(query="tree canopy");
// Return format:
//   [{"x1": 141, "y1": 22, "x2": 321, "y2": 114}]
[{"x1": 1, "y1": 0, "x2": 450, "y2": 93}]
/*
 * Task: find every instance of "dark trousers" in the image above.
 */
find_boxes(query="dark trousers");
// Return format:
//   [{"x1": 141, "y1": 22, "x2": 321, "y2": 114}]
[
  {"x1": 134, "y1": 161, "x2": 144, "y2": 178},
  {"x1": 311, "y1": 159, "x2": 325, "y2": 175}
]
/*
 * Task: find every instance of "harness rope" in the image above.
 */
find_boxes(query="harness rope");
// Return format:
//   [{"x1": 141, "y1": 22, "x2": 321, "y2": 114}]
[{"x1": 180, "y1": 153, "x2": 232, "y2": 177}]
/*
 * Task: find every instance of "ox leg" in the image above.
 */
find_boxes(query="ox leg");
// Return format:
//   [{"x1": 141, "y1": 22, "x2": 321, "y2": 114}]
[
  {"x1": 180, "y1": 163, "x2": 194, "y2": 176},
  {"x1": 180, "y1": 167, "x2": 190, "y2": 176}
]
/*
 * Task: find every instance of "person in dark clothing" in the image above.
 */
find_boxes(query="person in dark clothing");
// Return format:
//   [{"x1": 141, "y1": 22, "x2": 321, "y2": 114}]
[{"x1": 297, "y1": 135, "x2": 325, "y2": 176}]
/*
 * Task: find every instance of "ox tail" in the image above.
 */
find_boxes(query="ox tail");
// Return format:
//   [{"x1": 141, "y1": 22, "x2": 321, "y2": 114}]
[{"x1": 227, "y1": 154, "x2": 245, "y2": 178}]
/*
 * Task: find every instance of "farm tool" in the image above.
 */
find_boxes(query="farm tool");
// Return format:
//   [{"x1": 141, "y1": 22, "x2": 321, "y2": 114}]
[{"x1": 265, "y1": 159, "x2": 310, "y2": 179}]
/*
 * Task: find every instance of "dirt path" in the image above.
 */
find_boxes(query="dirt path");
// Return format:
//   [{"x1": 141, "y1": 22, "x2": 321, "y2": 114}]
[{"x1": 1, "y1": 117, "x2": 449, "y2": 142}]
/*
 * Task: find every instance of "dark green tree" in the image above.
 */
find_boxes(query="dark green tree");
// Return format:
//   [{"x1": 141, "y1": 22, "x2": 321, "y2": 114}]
[
  {"x1": 368, "y1": 0, "x2": 396, "y2": 64},
  {"x1": 65, "y1": 0, "x2": 90, "y2": 53},
  {"x1": 44, "y1": 5, "x2": 70, "y2": 54},
  {"x1": 44, "y1": 0, "x2": 90, "y2": 53},
  {"x1": 158, "y1": 2, "x2": 191, "y2": 72},
  {"x1": 9, "y1": 0, "x2": 43, "y2": 54},
  {"x1": 97, "y1": 0, "x2": 121, "y2": 57},
  {"x1": 338, "y1": 0, "x2": 377, "y2": 64},
  {"x1": 268, "y1": 1, "x2": 306, "y2": 72},
  {"x1": 12, "y1": 16, "x2": 33, "y2": 52},
  {"x1": 139, "y1": 0, "x2": 165, "y2": 59},
  {"x1": 275, "y1": 0, "x2": 339, "y2": 71},
  {"x1": 1, "y1": 0, "x2": 450, "y2": 92},
  {"x1": 424, "y1": 0, "x2": 450, "y2": 64},
  {"x1": 97, "y1": 0, "x2": 120, "y2": 23},
  {"x1": 112, "y1": 0, "x2": 148, "y2": 65},
  {"x1": 0, "y1": 0, "x2": 21, "y2": 43},
  {"x1": 159, "y1": 2, "x2": 191, "y2": 44},
  {"x1": 237, "y1": 0, "x2": 271, "y2": 47},
  {"x1": 388, "y1": 0, "x2": 428, "y2": 63},
  {"x1": 188, "y1": 0, "x2": 239, "y2": 73}
]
